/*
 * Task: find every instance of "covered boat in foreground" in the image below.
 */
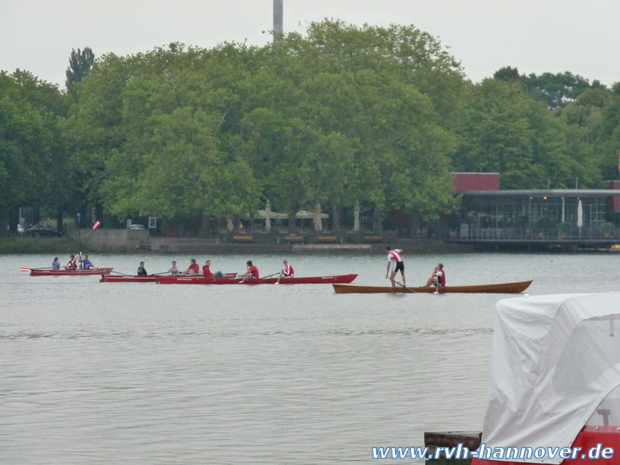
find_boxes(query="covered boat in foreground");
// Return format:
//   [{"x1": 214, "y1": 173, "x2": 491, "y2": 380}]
[
  {"x1": 29, "y1": 267, "x2": 113, "y2": 276},
  {"x1": 473, "y1": 292, "x2": 620, "y2": 465},
  {"x1": 332, "y1": 280, "x2": 532, "y2": 294},
  {"x1": 157, "y1": 274, "x2": 358, "y2": 285}
]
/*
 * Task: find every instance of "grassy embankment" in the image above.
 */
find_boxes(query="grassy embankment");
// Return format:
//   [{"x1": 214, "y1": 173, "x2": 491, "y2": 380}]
[{"x1": 0, "y1": 236, "x2": 80, "y2": 254}]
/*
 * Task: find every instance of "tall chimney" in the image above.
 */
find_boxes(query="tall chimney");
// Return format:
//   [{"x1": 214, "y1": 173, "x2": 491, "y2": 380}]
[{"x1": 273, "y1": 0, "x2": 283, "y2": 42}]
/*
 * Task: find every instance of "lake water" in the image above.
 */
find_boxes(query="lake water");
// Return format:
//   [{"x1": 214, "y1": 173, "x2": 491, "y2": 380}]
[{"x1": 1, "y1": 251, "x2": 619, "y2": 464}]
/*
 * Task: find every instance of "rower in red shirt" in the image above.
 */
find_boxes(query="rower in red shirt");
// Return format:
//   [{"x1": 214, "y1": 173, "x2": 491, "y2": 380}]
[
  {"x1": 202, "y1": 259, "x2": 224, "y2": 278},
  {"x1": 281, "y1": 260, "x2": 294, "y2": 278},
  {"x1": 183, "y1": 258, "x2": 200, "y2": 275},
  {"x1": 240, "y1": 260, "x2": 259, "y2": 282}
]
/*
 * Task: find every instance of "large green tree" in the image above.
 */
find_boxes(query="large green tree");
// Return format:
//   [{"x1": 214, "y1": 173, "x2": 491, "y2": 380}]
[
  {"x1": 453, "y1": 78, "x2": 600, "y2": 189},
  {"x1": 0, "y1": 71, "x2": 68, "y2": 234}
]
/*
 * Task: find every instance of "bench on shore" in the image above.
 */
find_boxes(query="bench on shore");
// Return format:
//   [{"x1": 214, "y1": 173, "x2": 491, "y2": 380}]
[
  {"x1": 284, "y1": 236, "x2": 304, "y2": 243},
  {"x1": 233, "y1": 235, "x2": 254, "y2": 242},
  {"x1": 363, "y1": 236, "x2": 383, "y2": 243},
  {"x1": 317, "y1": 236, "x2": 338, "y2": 243}
]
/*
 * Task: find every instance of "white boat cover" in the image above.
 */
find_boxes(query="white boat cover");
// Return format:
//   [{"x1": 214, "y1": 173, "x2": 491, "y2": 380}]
[{"x1": 481, "y1": 292, "x2": 620, "y2": 463}]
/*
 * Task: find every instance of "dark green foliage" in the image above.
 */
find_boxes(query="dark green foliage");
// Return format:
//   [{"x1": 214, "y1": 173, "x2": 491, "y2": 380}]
[
  {"x1": 523, "y1": 71, "x2": 600, "y2": 110},
  {"x1": 65, "y1": 47, "x2": 95, "y2": 87},
  {"x1": 493, "y1": 66, "x2": 522, "y2": 82}
]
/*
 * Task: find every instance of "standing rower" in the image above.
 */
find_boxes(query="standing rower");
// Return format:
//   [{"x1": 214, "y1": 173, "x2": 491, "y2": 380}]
[{"x1": 385, "y1": 246, "x2": 406, "y2": 288}]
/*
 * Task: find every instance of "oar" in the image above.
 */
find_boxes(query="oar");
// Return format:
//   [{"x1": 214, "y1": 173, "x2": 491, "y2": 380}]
[
  {"x1": 261, "y1": 272, "x2": 280, "y2": 279},
  {"x1": 109, "y1": 270, "x2": 132, "y2": 276},
  {"x1": 396, "y1": 281, "x2": 416, "y2": 293},
  {"x1": 81, "y1": 221, "x2": 101, "y2": 248},
  {"x1": 239, "y1": 271, "x2": 277, "y2": 283}
]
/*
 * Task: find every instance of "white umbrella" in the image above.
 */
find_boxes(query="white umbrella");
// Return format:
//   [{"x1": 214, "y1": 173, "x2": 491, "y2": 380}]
[
  {"x1": 577, "y1": 199, "x2": 583, "y2": 229},
  {"x1": 264, "y1": 199, "x2": 272, "y2": 232},
  {"x1": 295, "y1": 210, "x2": 328, "y2": 219}
]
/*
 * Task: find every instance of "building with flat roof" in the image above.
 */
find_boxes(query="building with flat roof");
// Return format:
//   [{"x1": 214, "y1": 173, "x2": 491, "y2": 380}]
[{"x1": 447, "y1": 174, "x2": 620, "y2": 250}]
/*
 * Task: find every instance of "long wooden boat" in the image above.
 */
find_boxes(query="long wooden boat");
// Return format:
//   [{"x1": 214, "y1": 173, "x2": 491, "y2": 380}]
[
  {"x1": 332, "y1": 280, "x2": 532, "y2": 294},
  {"x1": 157, "y1": 273, "x2": 358, "y2": 285},
  {"x1": 29, "y1": 267, "x2": 114, "y2": 277}
]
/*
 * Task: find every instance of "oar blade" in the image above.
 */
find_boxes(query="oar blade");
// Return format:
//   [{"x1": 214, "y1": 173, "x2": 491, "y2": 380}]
[{"x1": 396, "y1": 281, "x2": 416, "y2": 293}]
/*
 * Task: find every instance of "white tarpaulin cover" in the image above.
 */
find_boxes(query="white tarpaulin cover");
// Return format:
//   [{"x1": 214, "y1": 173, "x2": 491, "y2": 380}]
[{"x1": 481, "y1": 292, "x2": 620, "y2": 463}]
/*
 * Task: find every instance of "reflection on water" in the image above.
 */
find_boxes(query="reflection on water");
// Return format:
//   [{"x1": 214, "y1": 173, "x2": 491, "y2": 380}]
[{"x1": 0, "y1": 252, "x2": 618, "y2": 464}]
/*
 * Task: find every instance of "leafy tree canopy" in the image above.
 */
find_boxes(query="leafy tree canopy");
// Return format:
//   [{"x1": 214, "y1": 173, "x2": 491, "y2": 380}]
[{"x1": 65, "y1": 47, "x2": 95, "y2": 88}]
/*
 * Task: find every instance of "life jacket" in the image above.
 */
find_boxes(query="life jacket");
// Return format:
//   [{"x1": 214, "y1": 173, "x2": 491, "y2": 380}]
[{"x1": 437, "y1": 269, "x2": 446, "y2": 287}]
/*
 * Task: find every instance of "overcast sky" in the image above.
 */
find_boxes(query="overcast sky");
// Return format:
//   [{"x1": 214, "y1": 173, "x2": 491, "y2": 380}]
[{"x1": 1, "y1": 0, "x2": 619, "y2": 89}]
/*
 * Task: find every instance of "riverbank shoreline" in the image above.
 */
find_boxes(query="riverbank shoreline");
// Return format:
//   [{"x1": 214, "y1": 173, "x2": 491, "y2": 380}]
[
  {"x1": 1, "y1": 235, "x2": 474, "y2": 254},
  {"x1": 5, "y1": 233, "x2": 620, "y2": 254}
]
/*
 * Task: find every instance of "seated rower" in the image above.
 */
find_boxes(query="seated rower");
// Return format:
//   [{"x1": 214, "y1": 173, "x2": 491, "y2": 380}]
[
  {"x1": 240, "y1": 260, "x2": 259, "y2": 282},
  {"x1": 425, "y1": 263, "x2": 446, "y2": 288},
  {"x1": 65, "y1": 254, "x2": 77, "y2": 271},
  {"x1": 281, "y1": 260, "x2": 294, "y2": 278},
  {"x1": 183, "y1": 258, "x2": 200, "y2": 275},
  {"x1": 82, "y1": 254, "x2": 95, "y2": 270},
  {"x1": 137, "y1": 261, "x2": 148, "y2": 276},
  {"x1": 203, "y1": 260, "x2": 224, "y2": 279},
  {"x1": 167, "y1": 261, "x2": 179, "y2": 275}
]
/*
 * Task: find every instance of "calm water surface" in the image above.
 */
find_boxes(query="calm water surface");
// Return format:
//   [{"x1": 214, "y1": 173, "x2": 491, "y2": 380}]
[{"x1": 1, "y1": 252, "x2": 619, "y2": 464}]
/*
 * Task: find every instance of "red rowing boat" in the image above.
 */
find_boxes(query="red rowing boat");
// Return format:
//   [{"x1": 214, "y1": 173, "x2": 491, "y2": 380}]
[
  {"x1": 157, "y1": 274, "x2": 358, "y2": 285},
  {"x1": 101, "y1": 272, "x2": 238, "y2": 283},
  {"x1": 29, "y1": 267, "x2": 114, "y2": 276},
  {"x1": 101, "y1": 275, "x2": 158, "y2": 283}
]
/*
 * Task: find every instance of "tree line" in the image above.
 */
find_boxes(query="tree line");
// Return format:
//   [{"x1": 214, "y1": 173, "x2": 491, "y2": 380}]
[{"x1": 1, "y1": 20, "x2": 620, "y2": 235}]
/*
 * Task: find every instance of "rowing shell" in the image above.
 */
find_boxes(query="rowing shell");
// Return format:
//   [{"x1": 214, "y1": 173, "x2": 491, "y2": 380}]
[
  {"x1": 29, "y1": 268, "x2": 114, "y2": 276},
  {"x1": 101, "y1": 275, "x2": 158, "y2": 283},
  {"x1": 101, "y1": 272, "x2": 238, "y2": 283},
  {"x1": 332, "y1": 280, "x2": 532, "y2": 294},
  {"x1": 157, "y1": 274, "x2": 358, "y2": 285}
]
